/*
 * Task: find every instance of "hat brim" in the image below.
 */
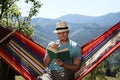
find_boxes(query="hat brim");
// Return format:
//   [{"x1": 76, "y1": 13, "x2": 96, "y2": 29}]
[{"x1": 53, "y1": 29, "x2": 70, "y2": 33}]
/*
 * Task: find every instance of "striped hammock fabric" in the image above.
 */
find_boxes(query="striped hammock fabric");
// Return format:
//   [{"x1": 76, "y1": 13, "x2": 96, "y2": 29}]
[
  {"x1": 0, "y1": 27, "x2": 46, "y2": 80},
  {"x1": 75, "y1": 22, "x2": 120, "y2": 79},
  {"x1": 0, "y1": 22, "x2": 120, "y2": 80}
]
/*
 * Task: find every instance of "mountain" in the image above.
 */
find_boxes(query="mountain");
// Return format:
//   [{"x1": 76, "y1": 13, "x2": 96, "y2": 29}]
[
  {"x1": 57, "y1": 12, "x2": 120, "y2": 26},
  {"x1": 31, "y1": 12, "x2": 120, "y2": 47},
  {"x1": 31, "y1": 12, "x2": 120, "y2": 27}
]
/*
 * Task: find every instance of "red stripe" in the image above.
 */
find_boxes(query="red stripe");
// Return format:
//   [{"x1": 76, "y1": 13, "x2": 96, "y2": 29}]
[
  {"x1": 14, "y1": 32, "x2": 46, "y2": 59},
  {"x1": 0, "y1": 48, "x2": 36, "y2": 80},
  {"x1": 77, "y1": 41, "x2": 120, "y2": 80},
  {"x1": 81, "y1": 22, "x2": 120, "y2": 56}
]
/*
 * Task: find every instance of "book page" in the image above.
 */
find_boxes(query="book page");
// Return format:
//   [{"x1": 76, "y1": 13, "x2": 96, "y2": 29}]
[
  {"x1": 47, "y1": 47, "x2": 57, "y2": 54},
  {"x1": 57, "y1": 48, "x2": 69, "y2": 53}
]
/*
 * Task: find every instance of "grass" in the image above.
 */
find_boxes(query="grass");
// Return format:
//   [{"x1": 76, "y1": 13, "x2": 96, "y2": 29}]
[
  {"x1": 15, "y1": 76, "x2": 25, "y2": 80},
  {"x1": 105, "y1": 76, "x2": 117, "y2": 80}
]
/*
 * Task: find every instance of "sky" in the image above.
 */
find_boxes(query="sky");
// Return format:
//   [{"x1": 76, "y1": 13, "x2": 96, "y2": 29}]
[{"x1": 17, "y1": 0, "x2": 120, "y2": 19}]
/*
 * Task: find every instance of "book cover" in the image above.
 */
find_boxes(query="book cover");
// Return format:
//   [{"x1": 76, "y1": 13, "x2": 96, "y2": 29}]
[{"x1": 47, "y1": 47, "x2": 70, "y2": 61}]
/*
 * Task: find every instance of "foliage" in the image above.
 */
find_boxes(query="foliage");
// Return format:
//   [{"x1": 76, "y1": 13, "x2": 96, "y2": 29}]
[
  {"x1": 81, "y1": 42, "x2": 120, "y2": 80},
  {"x1": 105, "y1": 48, "x2": 120, "y2": 77},
  {"x1": 0, "y1": 0, "x2": 42, "y2": 37},
  {"x1": 24, "y1": 0, "x2": 42, "y2": 18},
  {"x1": 116, "y1": 71, "x2": 120, "y2": 80},
  {"x1": 82, "y1": 62, "x2": 107, "y2": 80}
]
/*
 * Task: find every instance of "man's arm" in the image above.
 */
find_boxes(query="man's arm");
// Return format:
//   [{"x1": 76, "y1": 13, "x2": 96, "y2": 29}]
[
  {"x1": 55, "y1": 58, "x2": 81, "y2": 72},
  {"x1": 43, "y1": 42, "x2": 58, "y2": 67},
  {"x1": 43, "y1": 55, "x2": 51, "y2": 68}
]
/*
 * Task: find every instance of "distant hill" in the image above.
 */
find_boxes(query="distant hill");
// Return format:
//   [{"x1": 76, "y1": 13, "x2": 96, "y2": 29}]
[
  {"x1": 57, "y1": 12, "x2": 120, "y2": 26},
  {"x1": 31, "y1": 12, "x2": 120, "y2": 46},
  {"x1": 31, "y1": 12, "x2": 120, "y2": 27}
]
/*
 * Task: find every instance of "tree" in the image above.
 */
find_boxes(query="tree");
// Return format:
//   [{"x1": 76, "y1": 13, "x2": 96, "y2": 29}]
[
  {"x1": 82, "y1": 62, "x2": 107, "y2": 80},
  {"x1": 0, "y1": 0, "x2": 42, "y2": 80},
  {"x1": 104, "y1": 60, "x2": 111, "y2": 76},
  {"x1": 0, "y1": 0, "x2": 42, "y2": 36}
]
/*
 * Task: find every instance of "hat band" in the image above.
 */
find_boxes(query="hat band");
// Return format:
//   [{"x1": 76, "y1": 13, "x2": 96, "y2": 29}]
[{"x1": 56, "y1": 27, "x2": 68, "y2": 30}]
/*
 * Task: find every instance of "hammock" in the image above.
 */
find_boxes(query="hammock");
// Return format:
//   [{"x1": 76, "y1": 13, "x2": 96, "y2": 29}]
[
  {"x1": 75, "y1": 22, "x2": 120, "y2": 79},
  {"x1": 0, "y1": 22, "x2": 120, "y2": 80}
]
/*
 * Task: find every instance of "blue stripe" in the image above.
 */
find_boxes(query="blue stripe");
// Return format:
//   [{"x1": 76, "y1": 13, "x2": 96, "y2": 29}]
[
  {"x1": 4, "y1": 44, "x2": 39, "y2": 77},
  {"x1": 11, "y1": 37, "x2": 44, "y2": 64},
  {"x1": 81, "y1": 29, "x2": 120, "y2": 65}
]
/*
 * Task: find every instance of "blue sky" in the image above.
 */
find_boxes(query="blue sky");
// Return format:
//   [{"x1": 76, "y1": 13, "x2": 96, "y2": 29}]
[{"x1": 18, "y1": 0, "x2": 120, "y2": 19}]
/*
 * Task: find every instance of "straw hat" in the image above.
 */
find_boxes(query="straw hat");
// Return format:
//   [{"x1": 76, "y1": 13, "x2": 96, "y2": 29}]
[{"x1": 53, "y1": 21, "x2": 70, "y2": 33}]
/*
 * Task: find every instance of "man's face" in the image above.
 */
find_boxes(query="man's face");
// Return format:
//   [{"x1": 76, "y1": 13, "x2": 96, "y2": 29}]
[{"x1": 57, "y1": 31, "x2": 69, "y2": 42}]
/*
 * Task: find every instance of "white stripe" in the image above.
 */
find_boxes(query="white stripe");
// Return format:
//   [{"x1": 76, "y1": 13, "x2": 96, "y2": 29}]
[
  {"x1": 75, "y1": 31, "x2": 120, "y2": 78},
  {"x1": 9, "y1": 42, "x2": 44, "y2": 73}
]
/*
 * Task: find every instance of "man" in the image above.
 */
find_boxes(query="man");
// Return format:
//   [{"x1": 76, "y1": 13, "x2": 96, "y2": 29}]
[{"x1": 38, "y1": 21, "x2": 82, "y2": 80}]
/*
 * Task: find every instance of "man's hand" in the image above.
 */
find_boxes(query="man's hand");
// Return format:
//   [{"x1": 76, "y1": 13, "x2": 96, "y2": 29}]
[
  {"x1": 50, "y1": 42, "x2": 58, "y2": 49},
  {"x1": 55, "y1": 59, "x2": 64, "y2": 67}
]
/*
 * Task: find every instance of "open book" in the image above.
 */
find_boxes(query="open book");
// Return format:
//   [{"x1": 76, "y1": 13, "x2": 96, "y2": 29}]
[{"x1": 47, "y1": 47, "x2": 70, "y2": 61}]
